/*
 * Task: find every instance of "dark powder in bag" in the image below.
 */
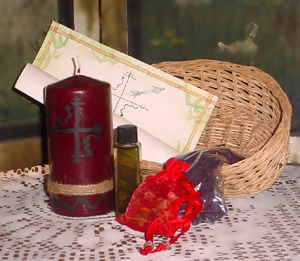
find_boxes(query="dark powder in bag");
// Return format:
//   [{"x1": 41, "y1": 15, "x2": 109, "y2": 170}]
[{"x1": 176, "y1": 148, "x2": 245, "y2": 224}]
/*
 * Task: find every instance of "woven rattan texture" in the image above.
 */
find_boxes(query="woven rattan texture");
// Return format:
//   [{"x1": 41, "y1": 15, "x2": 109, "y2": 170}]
[{"x1": 149, "y1": 59, "x2": 292, "y2": 197}]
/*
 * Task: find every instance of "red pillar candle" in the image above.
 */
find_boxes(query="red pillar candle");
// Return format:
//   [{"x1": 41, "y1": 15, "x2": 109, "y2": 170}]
[{"x1": 45, "y1": 74, "x2": 114, "y2": 217}]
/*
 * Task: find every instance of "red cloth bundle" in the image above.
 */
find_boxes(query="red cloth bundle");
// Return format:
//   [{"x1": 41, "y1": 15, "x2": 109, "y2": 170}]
[{"x1": 116, "y1": 158, "x2": 202, "y2": 255}]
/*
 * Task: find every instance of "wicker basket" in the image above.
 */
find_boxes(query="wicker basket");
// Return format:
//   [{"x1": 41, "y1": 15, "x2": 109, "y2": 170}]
[{"x1": 141, "y1": 59, "x2": 292, "y2": 197}]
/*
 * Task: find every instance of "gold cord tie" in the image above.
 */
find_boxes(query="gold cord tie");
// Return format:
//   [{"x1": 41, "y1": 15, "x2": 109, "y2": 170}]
[{"x1": 47, "y1": 178, "x2": 113, "y2": 196}]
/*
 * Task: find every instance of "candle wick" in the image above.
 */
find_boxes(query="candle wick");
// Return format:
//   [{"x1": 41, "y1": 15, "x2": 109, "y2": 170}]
[{"x1": 72, "y1": 56, "x2": 81, "y2": 75}]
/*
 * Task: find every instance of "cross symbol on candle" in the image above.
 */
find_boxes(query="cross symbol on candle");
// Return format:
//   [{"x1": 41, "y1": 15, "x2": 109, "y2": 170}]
[{"x1": 53, "y1": 95, "x2": 103, "y2": 164}]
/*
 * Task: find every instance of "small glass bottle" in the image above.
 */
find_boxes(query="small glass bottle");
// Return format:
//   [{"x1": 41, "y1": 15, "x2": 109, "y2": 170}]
[{"x1": 114, "y1": 124, "x2": 141, "y2": 217}]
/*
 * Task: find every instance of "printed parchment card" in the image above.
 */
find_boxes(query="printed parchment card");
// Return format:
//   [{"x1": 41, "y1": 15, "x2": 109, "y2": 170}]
[{"x1": 33, "y1": 21, "x2": 218, "y2": 153}]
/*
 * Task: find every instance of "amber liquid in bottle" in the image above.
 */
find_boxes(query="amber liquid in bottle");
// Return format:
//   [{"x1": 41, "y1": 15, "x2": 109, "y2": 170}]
[{"x1": 114, "y1": 124, "x2": 141, "y2": 217}]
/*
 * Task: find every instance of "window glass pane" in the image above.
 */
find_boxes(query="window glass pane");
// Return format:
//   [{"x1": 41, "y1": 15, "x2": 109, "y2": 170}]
[
  {"x1": 133, "y1": 0, "x2": 300, "y2": 134},
  {"x1": 0, "y1": 0, "x2": 57, "y2": 141}
]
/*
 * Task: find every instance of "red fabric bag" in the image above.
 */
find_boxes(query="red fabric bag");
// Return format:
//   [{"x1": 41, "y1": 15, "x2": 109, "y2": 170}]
[{"x1": 116, "y1": 158, "x2": 202, "y2": 255}]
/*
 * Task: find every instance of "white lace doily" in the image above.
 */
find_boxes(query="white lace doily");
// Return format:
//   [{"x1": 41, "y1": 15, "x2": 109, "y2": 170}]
[{"x1": 1, "y1": 165, "x2": 300, "y2": 260}]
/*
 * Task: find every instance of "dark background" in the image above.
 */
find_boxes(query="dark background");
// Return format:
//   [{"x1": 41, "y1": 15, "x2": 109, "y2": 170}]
[{"x1": 1, "y1": 0, "x2": 299, "y2": 143}]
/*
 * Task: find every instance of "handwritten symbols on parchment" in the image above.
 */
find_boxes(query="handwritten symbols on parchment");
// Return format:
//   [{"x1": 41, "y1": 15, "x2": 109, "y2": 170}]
[
  {"x1": 112, "y1": 71, "x2": 164, "y2": 116},
  {"x1": 33, "y1": 21, "x2": 218, "y2": 152}
]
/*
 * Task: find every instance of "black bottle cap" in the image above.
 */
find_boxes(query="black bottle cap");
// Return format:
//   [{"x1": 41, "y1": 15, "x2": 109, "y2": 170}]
[{"x1": 117, "y1": 124, "x2": 138, "y2": 145}]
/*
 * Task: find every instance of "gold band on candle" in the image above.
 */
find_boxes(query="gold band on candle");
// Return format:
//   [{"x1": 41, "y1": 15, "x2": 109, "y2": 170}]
[{"x1": 47, "y1": 178, "x2": 113, "y2": 196}]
